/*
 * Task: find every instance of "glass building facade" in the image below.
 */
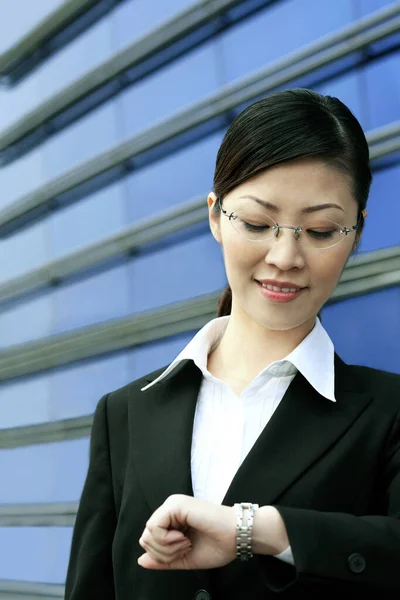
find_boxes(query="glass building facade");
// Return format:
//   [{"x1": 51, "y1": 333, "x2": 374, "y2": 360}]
[{"x1": 0, "y1": 0, "x2": 399, "y2": 594}]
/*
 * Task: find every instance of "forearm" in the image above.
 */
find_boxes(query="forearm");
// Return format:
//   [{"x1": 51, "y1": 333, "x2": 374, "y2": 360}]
[
  {"x1": 253, "y1": 505, "x2": 400, "y2": 594},
  {"x1": 252, "y1": 505, "x2": 290, "y2": 555},
  {"x1": 275, "y1": 506, "x2": 400, "y2": 591}
]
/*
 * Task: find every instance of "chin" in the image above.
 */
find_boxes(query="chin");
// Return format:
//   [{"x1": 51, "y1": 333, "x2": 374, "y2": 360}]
[
  {"x1": 251, "y1": 309, "x2": 317, "y2": 333},
  {"x1": 260, "y1": 318, "x2": 309, "y2": 332}
]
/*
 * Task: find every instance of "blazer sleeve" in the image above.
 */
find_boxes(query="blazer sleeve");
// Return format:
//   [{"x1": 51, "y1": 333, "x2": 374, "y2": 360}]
[
  {"x1": 258, "y1": 409, "x2": 400, "y2": 594},
  {"x1": 65, "y1": 394, "x2": 117, "y2": 600}
]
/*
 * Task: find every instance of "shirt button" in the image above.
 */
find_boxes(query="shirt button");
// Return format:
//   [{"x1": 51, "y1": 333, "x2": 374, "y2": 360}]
[
  {"x1": 348, "y1": 553, "x2": 366, "y2": 574},
  {"x1": 194, "y1": 590, "x2": 211, "y2": 600}
]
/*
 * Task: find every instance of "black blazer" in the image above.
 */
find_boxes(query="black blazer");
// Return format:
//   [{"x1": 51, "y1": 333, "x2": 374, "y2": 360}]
[{"x1": 65, "y1": 356, "x2": 400, "y2": 599}]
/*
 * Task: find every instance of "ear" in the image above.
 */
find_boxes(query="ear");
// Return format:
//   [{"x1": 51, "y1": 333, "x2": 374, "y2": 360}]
[{"x1": 208, "y1": 192, "x2": 222, "y2": 243}]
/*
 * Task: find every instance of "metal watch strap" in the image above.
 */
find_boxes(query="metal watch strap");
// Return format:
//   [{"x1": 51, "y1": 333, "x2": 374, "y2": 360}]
[{"x1": 234, "y1": 502, "x2": 259, "y2": 561}]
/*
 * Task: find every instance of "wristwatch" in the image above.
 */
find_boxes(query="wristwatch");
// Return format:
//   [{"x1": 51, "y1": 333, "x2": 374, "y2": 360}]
[{"x1": 234, "y1": 502, "x2": 259, "y2": 561}]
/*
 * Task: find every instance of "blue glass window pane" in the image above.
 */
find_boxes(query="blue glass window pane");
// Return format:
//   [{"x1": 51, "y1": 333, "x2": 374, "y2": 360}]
[
  {"x1": 322, "y1": 287, "x2": 400, "y2": 373},
  {"x1": 0, "y1": 147, "x2": 45, "y2": 208},
  {"x1": 50, "y1": 354, "x2": 132, "y2": 420},
  {"x1": 124, "y1": 131, "x2": 223, "y2": 222},
  {"x1": 129, "y1": 231, "x2": 226, "y2": 313},
  {"x1": 119, "y1": 41, "x2": 221, "y2": 139},
  {"x1": 0, "y1": 73, "x2": 40, "y2": 132},
  {"x1": 364, "y1": 52, "x2": 400, "y2": 130},
  {"x1": 128, "y1": 331, "x2": 197, "y2": 380},
  {"x1": 315, "y1": 71, "x2": 367, "y2": 130},
  {"x1": 42, "y1": 101, "x2": 119, "y2": 179},
  {"x1": 0, "y1": 294, "x2": 54, "y2": 348},
  {"x1": 357, "y1": 0, "x2": 395, "y2": 17},
  {"x1": 219, "y1": 0, "x2": 353, "y2": 84},
  {"x1": 112, "y1": 0, "x2": 199, "y2": 51},
  {"x1": 49, "y1": 180, "x2": 127, "y2": 259},
  {"x1": 0, "y1": 14, "x2": 113, "y2": 134},
  {"x1": 0, "y1": 438, "x2": 89, "y2": 503},
  {"x1": 33, "y1": 18, "x2": 114, "y2": 103},
  {"x1": 0, "y1": 221, "x2": 47, "y2": 283},
  {"x1": 359, "y1": 163, "x2": 400, "y2": 252},
  {"x1": 53, "y1": 264, "x2": 130, "y2": 333},
  {"x1": 0, "y1": 374, "x2": 51, "y2": 428},
  {"x1": 0, "y1": 528, "x2": 72, "y2": 583}
]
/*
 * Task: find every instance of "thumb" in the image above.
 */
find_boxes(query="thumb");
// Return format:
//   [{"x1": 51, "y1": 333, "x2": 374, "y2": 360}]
[{"x1": 138, "y1": 552, "x2": 188, "y2": 571}]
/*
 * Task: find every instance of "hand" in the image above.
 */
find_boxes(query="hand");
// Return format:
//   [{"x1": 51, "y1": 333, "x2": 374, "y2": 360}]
[{"x1": 138, "y1": 494, "x2": 237, "y2": 570}]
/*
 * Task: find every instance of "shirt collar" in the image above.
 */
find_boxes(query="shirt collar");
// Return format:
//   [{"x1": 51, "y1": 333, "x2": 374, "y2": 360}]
[{"x1": 141, "y1": 316, "x2": 336, "y2": 402}]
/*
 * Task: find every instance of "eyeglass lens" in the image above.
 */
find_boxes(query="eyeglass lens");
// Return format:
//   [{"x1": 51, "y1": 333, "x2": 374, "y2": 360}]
[{"x1": 228, "y1": 211, "x2": 353, "y2": 249}]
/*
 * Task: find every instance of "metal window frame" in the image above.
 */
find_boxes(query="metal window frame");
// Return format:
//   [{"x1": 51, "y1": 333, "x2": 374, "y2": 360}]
[
  {"x1": 0, "y1": 580, "x2": 64, "y2": 599},
  {"x1": 0, "y1": 0, "x2": 121, "y2": 85},
  {"x1": 1, "y1": 8, "x2": 400, "y2": 599},
  {"x1": 0, "y1": 503, "x2": 78, "y2": 527},
  {"x1": 0, "y1": 415, "x2": 93, "y2": 449},
  {"x1": 0, "y1": 3, "x2": 400, "y2": 236},
  {"x1": 0, "y1": 0, "x2": 269, "y2": 158}
]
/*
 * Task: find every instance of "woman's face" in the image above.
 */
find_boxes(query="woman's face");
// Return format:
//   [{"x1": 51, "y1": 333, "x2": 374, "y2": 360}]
[{"x1": 209, "y1": 158, "x2": 366, "y2": 332}]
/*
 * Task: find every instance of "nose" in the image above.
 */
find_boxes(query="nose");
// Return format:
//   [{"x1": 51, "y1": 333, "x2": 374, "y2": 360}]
[{"x1": 264, "y1": 228, "x2": 305, "y2": 271}]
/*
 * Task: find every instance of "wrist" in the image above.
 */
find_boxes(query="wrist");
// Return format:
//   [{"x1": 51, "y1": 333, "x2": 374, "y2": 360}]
[
  {"x1": 234, "y1": 502, "x2": 259, "y2": 561},
  {"x1": 252, "y1": 506, "x2": 289, "y2": 555}
]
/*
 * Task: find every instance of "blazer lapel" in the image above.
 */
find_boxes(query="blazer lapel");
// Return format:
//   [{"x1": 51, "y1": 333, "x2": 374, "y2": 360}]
[
  {"x1": 223, "y1": 355, "x2": 373, "y2": 507},
  {"x1": 129, "y1": 360, "x2": 202, "y2": 512}
]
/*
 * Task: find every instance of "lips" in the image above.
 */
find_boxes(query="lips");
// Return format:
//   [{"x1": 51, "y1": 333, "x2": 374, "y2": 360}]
[{"x1": 256, "y1": 279, "x2": 306, "y2": 293}]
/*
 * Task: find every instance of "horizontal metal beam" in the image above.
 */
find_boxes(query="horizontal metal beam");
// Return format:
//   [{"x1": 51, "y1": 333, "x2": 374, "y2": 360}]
[
  {"x1": 0, "y1": 3, "x2": 399, "y2": 235},
  {"x1": 0, "y1": 120, "x2": 398, "y2": 308},
  {"x1": 367, "y1": 119, "x2": 400, "y2": 145},
  {"x1": 0, "y1": 0, "x2": 250, "y2": 153},
  {"x1": 0, "y1": 245, "x2": 398, "y2": 385},
  {"x1": 333, "y1": 245, "x2": 400, "y2": 301},
  {"x1": 0, "y1": 196, "x2": 208, "y2": 305},
  {"x1": 369, "y1": 133, "x2": 400, "y2": 160},
  {"x1": 0, "y1": 292, "x2": 220, "y2": 382},
  {"x1": 0, "y1": 503, "x2": 78, "y2": 527},
  {"x1": 0, "y1": 415, "x2": 93, "y2": 449},
  {"x1": 0, "y1": 0, "x2": 98, "y2": 79},
  {"x1": 0, "y1": 580, "x2": 64, "y2": 599}
]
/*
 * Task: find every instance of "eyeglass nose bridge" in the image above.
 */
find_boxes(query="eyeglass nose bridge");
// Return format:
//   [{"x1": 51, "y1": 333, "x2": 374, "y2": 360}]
[{"x1": 272, "y1": 223, "x2": 303, "y2": 241}]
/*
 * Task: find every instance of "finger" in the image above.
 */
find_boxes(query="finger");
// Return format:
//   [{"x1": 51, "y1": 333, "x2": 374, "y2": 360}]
[
  {"x1": 139, "y1": 542, "x2": 190, "y2": 565},
  {"x1": 144, "y1": 521, "x2": 186, "y2": 546},
  {"x1": 141, "y1": 526, "x2": 188, "y2": 548},
  {"x1": 138, "y1": 552, "x2": 189, "y2": 571},
  {"x1": 140, "y1": 537, "x2": 192, "y2": 560},
  {"x1": 140, "y1": 536, "x2": 191, "y2": 554},
  {"x1": 163, "y1": 529, "x2": 186, "y2": 544},
  {"x1": 145, "y1": 495, "x2": 189, "y2": 538}
]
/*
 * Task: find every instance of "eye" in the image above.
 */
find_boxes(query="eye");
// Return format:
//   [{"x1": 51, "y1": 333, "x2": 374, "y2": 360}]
[
  {"x1": 243, "y1": 222, "x2": 270, "y2": 232},
  {"x1": 306, "y1": 229, "x2": 336, "y2": 240}
]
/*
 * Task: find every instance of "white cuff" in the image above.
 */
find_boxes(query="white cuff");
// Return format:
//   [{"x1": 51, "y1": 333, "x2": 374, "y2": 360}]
[{"x1": 274, "y1": 545, "x2": 295, "y2": 566}]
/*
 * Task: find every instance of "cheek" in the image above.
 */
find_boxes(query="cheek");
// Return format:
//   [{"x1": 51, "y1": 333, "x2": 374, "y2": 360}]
[
  {"x1": 310, "y1": 247, "x2": 350, "y2": 287},
  {"x1": 222, "y1": 237, "x2": 260, "y2": 274}
]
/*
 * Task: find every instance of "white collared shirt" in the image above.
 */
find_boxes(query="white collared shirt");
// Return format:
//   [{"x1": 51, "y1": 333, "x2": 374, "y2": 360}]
[{"x1": 142, "y1": 316, "x2": 336, "y2": 566}]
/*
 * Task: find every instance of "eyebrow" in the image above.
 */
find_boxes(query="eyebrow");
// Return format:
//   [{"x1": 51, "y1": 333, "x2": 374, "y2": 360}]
[{"x1": 239, "y1": 195, "x2": 345, "y2": 214}]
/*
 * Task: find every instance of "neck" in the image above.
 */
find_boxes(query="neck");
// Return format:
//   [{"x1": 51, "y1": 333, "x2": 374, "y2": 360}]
[{"x1": 208, "y1": 306, "x2": 316, "y2": 391}]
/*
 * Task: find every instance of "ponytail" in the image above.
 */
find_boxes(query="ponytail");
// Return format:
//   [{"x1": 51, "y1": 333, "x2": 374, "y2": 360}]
[{"x1": 217, "y1": 285, "x2": 232, "y2": 317}]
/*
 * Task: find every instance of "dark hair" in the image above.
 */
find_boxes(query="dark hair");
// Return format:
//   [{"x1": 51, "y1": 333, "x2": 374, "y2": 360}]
[{"x1": 214, "y1": 88, "x2": 372, "y2": 317}]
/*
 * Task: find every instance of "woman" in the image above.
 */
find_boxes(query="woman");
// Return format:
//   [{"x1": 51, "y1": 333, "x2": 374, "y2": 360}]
[{"x1": 65, "y1": 89, "x2": 400, "y2": 599}]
